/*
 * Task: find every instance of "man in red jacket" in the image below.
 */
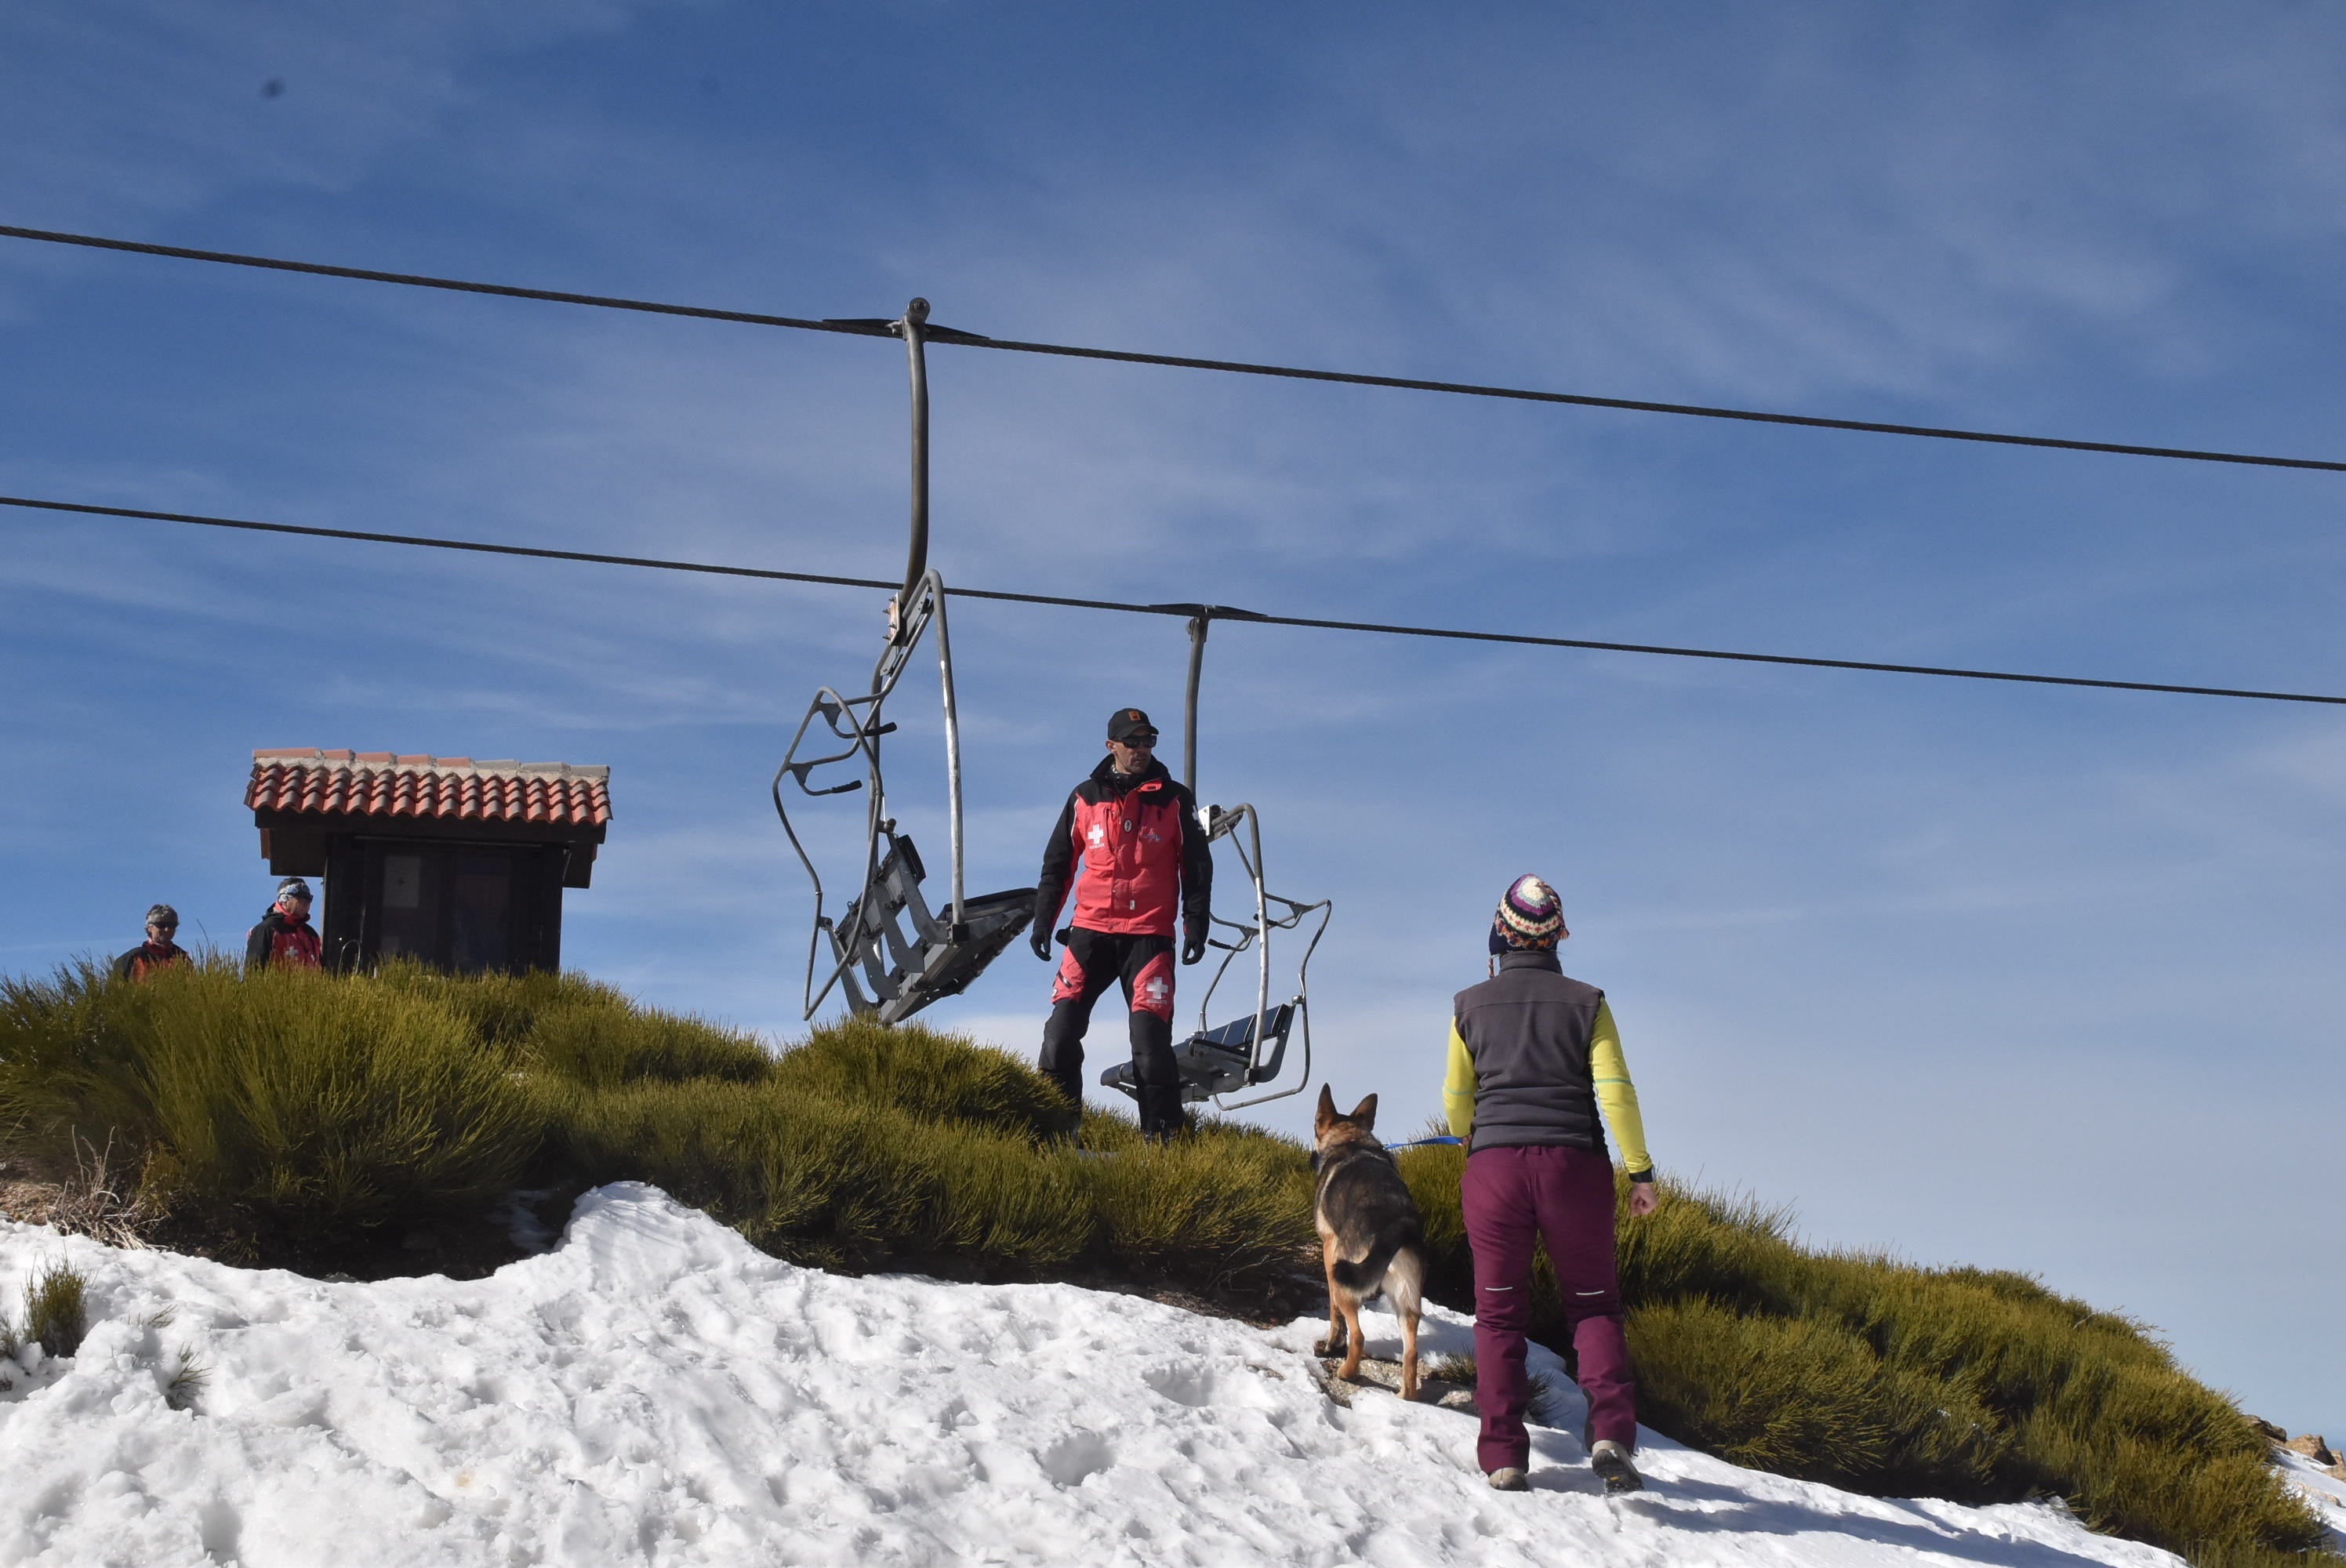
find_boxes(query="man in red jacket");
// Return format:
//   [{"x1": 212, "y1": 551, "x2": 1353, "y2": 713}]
[
  {"x1": 1032, "y1": 708, "x2": 1213, "y2": 1140},
  {"x1": 112, "y1": 904, "x2": 191, "y2": 982},
  {"x1": 245, "y1": 877, "x2": 324, "y2": 971}
]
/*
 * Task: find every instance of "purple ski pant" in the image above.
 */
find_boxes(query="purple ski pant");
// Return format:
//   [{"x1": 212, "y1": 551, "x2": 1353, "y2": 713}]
[{"x1": 1462, "y1": 1143, "x2": 1636, "y2": 1472}]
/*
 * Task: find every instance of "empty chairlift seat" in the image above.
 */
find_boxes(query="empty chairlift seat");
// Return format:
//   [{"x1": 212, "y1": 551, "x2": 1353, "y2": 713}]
[
  {"x1": 1101, "y1": 1000, "x2": 1297, "y2": 1104},
  {"x1": 830, "y1": 831, "x2": 1033, "y2": 1025}
]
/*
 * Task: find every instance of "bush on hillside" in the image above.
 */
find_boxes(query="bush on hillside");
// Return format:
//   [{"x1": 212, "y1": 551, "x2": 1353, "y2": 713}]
[
  {"x1": 1079, "y1": 1110, "x2": 1316, "y2": 1286},
  {"x1": 366, "y1": 962, "x2": 594, "y2": 1048},
  {"x1": 1626, "y1": 1296, "x2": 2008, "y2": 1493},
  {"x1": 538, "y1": 1076, "x2": 1092, "y2": 1272},
  {"x1": 771, "y1": 1016, "x2": 1070, "y2": 1141},
  {"x1": 0, "y1": 961, "x2": 532, "y2": 1244},
  {"x1": 372, "y1": 962, "x2": 772, "y2": 1086},
  {"x1": 22, "y1": 1260, "x2": 89, "y2": 1359}
]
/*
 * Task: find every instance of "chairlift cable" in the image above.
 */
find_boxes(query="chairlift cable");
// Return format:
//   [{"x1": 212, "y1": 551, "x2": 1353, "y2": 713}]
[
  {"x1": 5, "y1": 222, "x2": 2344, "y2": 475},
  {"x1": 5, "y1": 490, "x2": 2343, "y2": 707}
]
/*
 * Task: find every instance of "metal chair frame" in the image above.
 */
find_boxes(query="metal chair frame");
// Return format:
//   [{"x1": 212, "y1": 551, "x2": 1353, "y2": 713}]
[{"x1": 770, "y1": 299, "x2": 1030, "y2": 1025}]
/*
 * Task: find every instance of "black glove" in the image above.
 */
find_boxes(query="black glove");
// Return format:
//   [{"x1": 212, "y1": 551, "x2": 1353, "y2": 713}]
[
  {"x1": 1181, "y1": 923, "x2": 1207, "y2": 966},
  {"x1": 1031, "y1": 925, "x2": 1054, "y2": 962}
]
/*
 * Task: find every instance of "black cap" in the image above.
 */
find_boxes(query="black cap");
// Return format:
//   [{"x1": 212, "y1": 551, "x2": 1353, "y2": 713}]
[{"x1": 1106, "y1": 707, "x2": 1158, "y2": 742}]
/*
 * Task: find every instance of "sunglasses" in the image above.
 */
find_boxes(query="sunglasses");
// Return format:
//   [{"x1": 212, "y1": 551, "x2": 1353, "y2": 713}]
[{"x1": 1115, "y1": 734, "x2": 1157, "y2": 748}]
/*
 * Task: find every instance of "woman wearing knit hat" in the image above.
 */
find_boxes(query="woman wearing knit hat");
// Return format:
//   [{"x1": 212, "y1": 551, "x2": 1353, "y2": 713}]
[{"x1": 1441, "y1": 873, "x2": 1659, "y2": 1495}]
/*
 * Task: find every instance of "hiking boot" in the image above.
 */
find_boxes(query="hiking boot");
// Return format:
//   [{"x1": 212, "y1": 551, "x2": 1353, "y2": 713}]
[
  {"x1": 1589, "y1": 1439, "x2": 1643, "y2": 1494},
  {"x1": 1486, "y1": 1467, "x2": 1529, "y2": 1492}
]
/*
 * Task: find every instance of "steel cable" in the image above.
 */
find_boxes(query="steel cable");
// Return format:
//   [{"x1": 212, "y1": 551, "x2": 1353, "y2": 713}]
[
  {"x1": 5, "y1": 222, "x2": 2344, "y2": 474},
  {"x1": 7, "y1": 491, "x2": 2341, "y2": 706}
]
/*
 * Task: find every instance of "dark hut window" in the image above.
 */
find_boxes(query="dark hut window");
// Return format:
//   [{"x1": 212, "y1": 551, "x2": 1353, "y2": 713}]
[{"x1": 361, "y1": 843, "x2": 540, "y2": 973}]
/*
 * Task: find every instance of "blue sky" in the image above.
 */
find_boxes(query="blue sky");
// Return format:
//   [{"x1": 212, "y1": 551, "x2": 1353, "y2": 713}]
[{"x1": 3, "y1": 3, "x2": 2342, "y2": 1437}]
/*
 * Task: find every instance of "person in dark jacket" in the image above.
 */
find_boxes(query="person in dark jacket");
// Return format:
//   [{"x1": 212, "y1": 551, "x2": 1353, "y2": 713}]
[
  {"x1": 1031, "y1": 707, "x2": 1213, "y2": 1140},
  {"x1": 113, "y1": 903, "x2": 191, "y2": 981},
  {"x1": 245, "y1": 877, "x2": 323, "y2": 971},
  {"x1": 1441, "y1": 873, "x2": 1659, "y2": 1496}
]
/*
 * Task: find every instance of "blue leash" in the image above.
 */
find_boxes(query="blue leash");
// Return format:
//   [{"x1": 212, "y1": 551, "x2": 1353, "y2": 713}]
[{"x1": 1382, "y1": 1135, "x2": 1463, "y2": 1151}]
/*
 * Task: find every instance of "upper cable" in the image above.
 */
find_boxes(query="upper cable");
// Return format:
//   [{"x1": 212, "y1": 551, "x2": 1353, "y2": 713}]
[{"x1": 4, "y1": 222, "x2": 2343, "y2": 474}]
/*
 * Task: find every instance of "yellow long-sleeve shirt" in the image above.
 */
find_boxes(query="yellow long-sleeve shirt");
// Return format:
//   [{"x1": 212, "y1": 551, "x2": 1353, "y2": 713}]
[{"x1": 1442, "y1": 998, "x2": 1652, "y2": 1176}]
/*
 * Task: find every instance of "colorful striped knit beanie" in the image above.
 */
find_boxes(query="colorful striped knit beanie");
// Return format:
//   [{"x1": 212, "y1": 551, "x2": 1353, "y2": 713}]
[{"x1": 1490, "y1": 873, "x2": 1567, "y2": 953}]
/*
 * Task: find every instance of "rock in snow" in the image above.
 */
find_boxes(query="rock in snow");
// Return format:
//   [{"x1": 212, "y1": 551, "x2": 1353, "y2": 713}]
[{"x1": 0, "y1": 1183, "x2": 2274, "y2": 1566}]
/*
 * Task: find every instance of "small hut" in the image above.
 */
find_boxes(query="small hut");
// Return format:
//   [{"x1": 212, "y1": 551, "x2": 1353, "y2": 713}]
[{"x1": 245, "y1": 749, "x2": 612, "y2": 974}]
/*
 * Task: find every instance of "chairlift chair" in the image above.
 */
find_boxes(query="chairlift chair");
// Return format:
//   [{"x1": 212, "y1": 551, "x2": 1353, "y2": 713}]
[
  {"x1": 772, "y1": 300, "x2": 1033, "y2": 1025},
  {"x1": 1097, "y1": 611, "x2": 1332, "y2": 1111}
]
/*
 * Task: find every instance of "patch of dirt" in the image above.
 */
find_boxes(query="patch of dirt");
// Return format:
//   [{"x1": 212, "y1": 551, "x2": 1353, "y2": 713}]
[
  {"x1": 0, "y1": 1152, "x2": 583, "y2": 1283},
  {"x1": 1314, "y1": 1354, "x2": 1478, "y2": 1413},
  {"x1": 142, "y1": 1185, "x2": 586, "y2": 1283},
  {"x1": 0, "y1": 1174, "x2": 67, "y2": 1226},
  {"x1": 0, "y1": 1148, "x2": 154, "y2": 1248}
]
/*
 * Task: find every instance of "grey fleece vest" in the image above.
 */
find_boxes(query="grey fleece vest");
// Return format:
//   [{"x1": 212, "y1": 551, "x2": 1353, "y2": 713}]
[{"x1": 1453, "y1": 950, "x2": 1607, "y2": 1154}]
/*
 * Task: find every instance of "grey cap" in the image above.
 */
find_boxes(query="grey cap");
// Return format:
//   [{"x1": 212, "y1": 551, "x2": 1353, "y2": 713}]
[
  {"x1": 275, "y1": 877, "x2": 314, "y2": 904},
  {"x1": 144, "y1": 903, "x2": 179, "y2": 930}
]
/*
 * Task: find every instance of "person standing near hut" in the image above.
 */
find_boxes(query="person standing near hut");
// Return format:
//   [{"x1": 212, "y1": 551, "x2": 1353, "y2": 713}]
[
  {"x1": 112, "y1": 903, "x2": 190, "y2": 981},
  {"x1": 245, "y1": 877, "x2": 322, "y2": 971},
  {"x1": 1444, "y1": 873, "x2": 1660, "y2": 1496}
]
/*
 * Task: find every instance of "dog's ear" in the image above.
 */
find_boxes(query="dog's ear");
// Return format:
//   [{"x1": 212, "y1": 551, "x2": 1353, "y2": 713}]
[
  {"x1": 1315, "y1": 1083, "x2": 1337, "y2": 1130},
  {"x1": 1350, "y1": 1093, "x2": 1378, "y2": 1131}
]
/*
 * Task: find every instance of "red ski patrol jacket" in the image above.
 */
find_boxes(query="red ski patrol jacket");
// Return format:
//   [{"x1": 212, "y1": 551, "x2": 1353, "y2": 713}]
[
  {"x1": 1034, "y1": 755, "x2": 1213, "y2": 938},
  {"x1": 245, "y1": 906, "x2": 323, "y2": 971}
]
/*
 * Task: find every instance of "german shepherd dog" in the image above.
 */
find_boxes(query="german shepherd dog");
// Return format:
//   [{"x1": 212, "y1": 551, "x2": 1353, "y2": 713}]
[{"x1": 1313, "y1": 1086, "x2": 1427, "y2": 1399}]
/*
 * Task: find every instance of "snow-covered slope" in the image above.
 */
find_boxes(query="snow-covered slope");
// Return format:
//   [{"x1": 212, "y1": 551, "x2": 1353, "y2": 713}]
[
  {"x1": 2282, "y1": 1450, "x2": 2346, "y2": 1555},
  {"x1": 0, "y1": 1184, "x2": 2209, "y2": 1566}
]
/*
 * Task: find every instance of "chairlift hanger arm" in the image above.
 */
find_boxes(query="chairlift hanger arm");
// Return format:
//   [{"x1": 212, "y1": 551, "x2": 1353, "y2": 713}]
[{"x1": 897, "y1": 299, "x2": 930, "y2": 622}]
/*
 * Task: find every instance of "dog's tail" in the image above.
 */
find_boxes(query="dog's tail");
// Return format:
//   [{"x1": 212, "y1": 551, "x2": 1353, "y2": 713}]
[
  {"x1": 1331, "y1": 1237, "x2": 1410, "y2": 1298},
  {"x1": 1383, "y1": 1244, "x2": 1425, "y2": 1324}
]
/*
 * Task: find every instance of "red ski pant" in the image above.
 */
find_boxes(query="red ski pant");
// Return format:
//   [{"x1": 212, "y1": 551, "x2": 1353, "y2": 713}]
[
  {"x1": 1462, "y1": 1143, "x2": 1636, "y2": 1472},
  {"x1": 1038, "y1": 929, "x2": 1180, "y2": 1133}
]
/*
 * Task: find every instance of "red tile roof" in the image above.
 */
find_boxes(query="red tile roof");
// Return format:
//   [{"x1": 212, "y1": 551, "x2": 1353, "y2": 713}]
[{"x1": 246, "y1": 750, "x2": 612, "y2": 828}]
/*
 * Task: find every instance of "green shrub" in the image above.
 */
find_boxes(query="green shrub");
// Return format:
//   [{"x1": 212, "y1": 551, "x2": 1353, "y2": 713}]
[
  {"x1": 772, "y1": 1016, "x2": 1069, "y2": 1140},
  {"x1": 163, "y1": 1348, "x2": 209, "y2": 1412},
  {"x1": 23, "y1": 1259, "x2": 88, "y2": 1359},
  {"x1": 525, "y1": 1002, "x2": 771, "y2": 1087},
  {"x1": 0, "y1": 960, "x2": 533, "y2": 1241},
  {"x1": 371, "y1": 961, "x2": 772, "y2": 1087},
  {"x1": 1626, "y1": 1296, "x2": 2006, "y2": 1494},
  {"x1": 539, "y1": 1076, "x2": 1094, "y2": 1272},
  {"x1": 368, "y1": 962, "x2": 605, "y2": 1049},
  {"x1": 1081, "y1": 1114, "x2": 1315, "y2": 1287}
]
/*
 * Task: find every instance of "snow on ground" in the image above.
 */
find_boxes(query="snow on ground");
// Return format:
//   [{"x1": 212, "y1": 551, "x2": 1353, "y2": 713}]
[
  {"x1": 2279, "y1": 1449, "x2": 2346, "y2": 1555},
  {"x1": 1, "y1": 1183, "x2": 2192, "y2": 1567}
]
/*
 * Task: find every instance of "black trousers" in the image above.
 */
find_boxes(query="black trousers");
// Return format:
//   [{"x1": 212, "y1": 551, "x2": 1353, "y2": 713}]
[{"x1": 1039, "y1": 928, "x2": 1185, "y2": 1134}]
